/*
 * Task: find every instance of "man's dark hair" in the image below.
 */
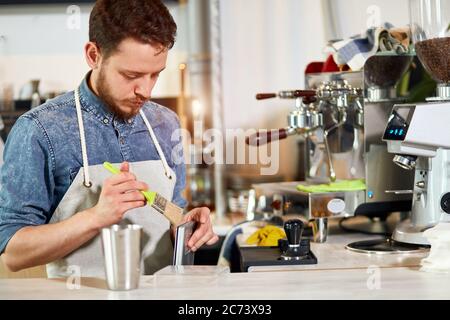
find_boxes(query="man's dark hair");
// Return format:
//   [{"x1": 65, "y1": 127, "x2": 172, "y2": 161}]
[{"x1": 89, "y1": 0, "x2": 177, "y2": 57}]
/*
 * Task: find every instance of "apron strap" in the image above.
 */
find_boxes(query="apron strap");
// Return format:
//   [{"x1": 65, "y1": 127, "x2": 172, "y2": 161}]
[
  {"x1": 74, "y1": 88, "x2": 92, "y2": 188},
  {"x1": 139, "y1": 109, "x2": 173, "y2": 180},
  {"x1": 74, "y1": 87, "x2": 173, "y2": 184}
]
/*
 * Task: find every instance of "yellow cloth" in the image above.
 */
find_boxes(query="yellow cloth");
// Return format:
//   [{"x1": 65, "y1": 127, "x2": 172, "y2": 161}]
[
  {"x1": 296, "y1": 179, "x2": 366, "y2": 193},
  {"x1": 246, "y1": 225, "x2": 286, "y2": 247}
]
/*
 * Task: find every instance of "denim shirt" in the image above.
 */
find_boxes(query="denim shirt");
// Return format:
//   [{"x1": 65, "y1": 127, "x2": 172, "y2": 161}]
[{"x1": 0, "y1": 74, "x2": 187, "y2": 254}]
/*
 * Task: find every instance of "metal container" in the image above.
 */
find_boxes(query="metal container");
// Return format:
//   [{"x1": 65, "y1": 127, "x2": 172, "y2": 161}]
[
  {"x1": 310, "y1": 217, "x2": 328, "y2": 243},
  {"x1": 101, "y1": 224, "x2": 143, "y2": 291}
]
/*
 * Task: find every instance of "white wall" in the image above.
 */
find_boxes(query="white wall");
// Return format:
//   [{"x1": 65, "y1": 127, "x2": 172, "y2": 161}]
[
  {"x1": 329, "y1": 0, "x2": 410, "y2": 39},
  {"x1": 220, "y1": 0, "x2": 328, "y2": 179},
  {"x1": 0, "y1": 3, "x2": 189, "y2": 99}
]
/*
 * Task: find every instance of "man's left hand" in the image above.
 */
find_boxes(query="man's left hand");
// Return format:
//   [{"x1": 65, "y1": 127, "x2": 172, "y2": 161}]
[{"x1": 180, "y1": 207, "x2": 219, "y2": 252}]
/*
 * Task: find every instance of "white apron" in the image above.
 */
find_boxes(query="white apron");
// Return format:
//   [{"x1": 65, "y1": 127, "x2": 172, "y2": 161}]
[{"x1": 46, "y1": 88, "x2": 177, "y2": 278}]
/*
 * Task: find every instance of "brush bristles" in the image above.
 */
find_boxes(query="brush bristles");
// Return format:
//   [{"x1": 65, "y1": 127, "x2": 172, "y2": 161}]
[{"x1": 152, "y1": 193, "x2": 184, "y2": 225}]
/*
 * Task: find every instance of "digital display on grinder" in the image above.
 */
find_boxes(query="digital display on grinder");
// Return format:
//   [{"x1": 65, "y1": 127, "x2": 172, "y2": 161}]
[{"x1": 383, "y1": 110, "x2": 409, "y2": 141}]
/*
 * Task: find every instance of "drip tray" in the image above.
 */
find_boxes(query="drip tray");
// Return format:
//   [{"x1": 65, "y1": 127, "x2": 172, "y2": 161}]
[
  {"x1": 239, "y1": 246, "x2": 317, "y2": 272},
  {"x1": 345, "y1": 238, "x2": 430, "y2": 255}
]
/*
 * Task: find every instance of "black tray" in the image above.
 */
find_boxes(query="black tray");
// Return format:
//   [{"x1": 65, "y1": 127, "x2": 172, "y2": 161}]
[{"x1": 239, "y1": 246, "x2": 317, "y2": 272}]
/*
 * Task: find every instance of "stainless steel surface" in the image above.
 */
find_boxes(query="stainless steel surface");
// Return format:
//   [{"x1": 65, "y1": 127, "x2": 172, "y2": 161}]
[
  {"x1": 427, "y1": 84, "x2": 450, "y2": 101},
  {"x1": 416, "y1": 181, "x2": 426, "y2": 189},
  {"x1": 101, "y1": 224, "x2": 143, "y2": 291},
  {"x1": 305, "y1": 71, "x2": 362, "y2": 90},
  {"x1": 252, "y1": 181, "x2": 366, "y2": 220},
  {"x1": 315, "y1": 80, "x2": 363, "y2": 104},
  {"x1": 322, "y1": 109, "x2": 349, "y2": 182},
  {"x1": 280, "y1": 255, "x2": 302, "y2": 261},
  {"x1": 386, "y1": 151, "x2": 448, "y2": 245},
  {"x1": 173, "y1": 221, "x2": 196, "y2": 266},
  {"x1": 310, "y1": 218, "x2": 328, "y2": 243},
  {"x1": 323, "y1": 129, "x2": 336, "y2": 182},
  {"x1": 30, "y1": 80, "x2": 41, "y2": 109},
  {"x1": 345, "y1": 238, "x2": 429, "y2": 255},
  {"x1": 227, "y1": 189, "x2": 250, "y2": 214},
  {"x1": 305, "y1": 78, "x2": 365, "y2": 182},
  {"x1": 246, "y1": 189, "x2": 256, "y2": 221},
  {"x1": 383, "y1": 110, "x2": 449, "y2": 246},
  {"x1": 391, "y1": 219, "x2": 434, "y2": 245},
  {"x1": 366, "y1": 87, "x2": 398, "y2": 102},
  {"x1": 393, "y1": 155, "x2": 417, "y2": 170},
  {"x1": 437, "y1": 84, "x2": 450, "y2": 100},
  {"x1": 364, "y1": 104, "x2": 414, "y2": 203},
  {"x1": 385, "y1": 190, "x2": 414, "y2": 195},
  {"x1": 287, "y1": 109, "x2": 323, "y2": 130},
  {"x1": 305, "y1": 66, "x2": 415, "y2": 204}
]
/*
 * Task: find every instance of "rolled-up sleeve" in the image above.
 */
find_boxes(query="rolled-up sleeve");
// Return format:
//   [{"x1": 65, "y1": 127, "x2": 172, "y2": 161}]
[{"x1": 0, "y1": 115, "x2": 55, "y2": 254}]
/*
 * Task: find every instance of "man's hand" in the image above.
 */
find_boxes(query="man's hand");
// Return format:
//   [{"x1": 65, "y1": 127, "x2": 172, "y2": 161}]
[
  {"x1": 90, "y1": 162, "x2": 148, "y2": 229},
  {"x1": 2, "y1": 162, "x2": 150, "y2": 272},
  {"x1": 181, "y1": 207, "x2": 219, "y2": 252}
]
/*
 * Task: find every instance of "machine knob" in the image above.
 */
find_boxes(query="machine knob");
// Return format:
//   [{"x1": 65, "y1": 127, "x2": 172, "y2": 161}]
[
  {"x1": 441, "y1": 193, "x2": 450, "y2": 214},
  {"x1": 416, "y1": 181, "x2": 426, "y2": 189},
  {"x1": 284, "y1": 219, "x2": 304, "y2": 246}
]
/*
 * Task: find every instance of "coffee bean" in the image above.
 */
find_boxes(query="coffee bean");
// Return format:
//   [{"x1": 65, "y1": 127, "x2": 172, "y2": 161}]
[
  {"x1": 415, "y1": 37, "x2": 450, "y2": 83},
  {"x1": 364, "y1": 55, "x2": 412, "y2": 87}
]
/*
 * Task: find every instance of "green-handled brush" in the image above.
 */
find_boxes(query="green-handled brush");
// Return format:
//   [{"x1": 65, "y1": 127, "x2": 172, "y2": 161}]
[{"x1": 103, "y1": 162, "x2": 183, "y2": 226}]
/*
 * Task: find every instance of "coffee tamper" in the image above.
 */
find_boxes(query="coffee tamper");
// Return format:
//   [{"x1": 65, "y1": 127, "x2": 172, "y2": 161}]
[{"x1": 281, "y1": 219, "x2": 304, "y2": 260}]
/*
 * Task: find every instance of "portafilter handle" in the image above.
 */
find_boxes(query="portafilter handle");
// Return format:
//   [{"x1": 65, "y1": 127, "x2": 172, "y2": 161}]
[
  {"x1": 256, "y1": 90, "x2": 316, "y2": 100},
  {"x1": 245, "y1": 128, "x2": 296, "y2": 146},
  {"x1": 284, "y1": 219, "x2": 304, "y2": 247},
  {"x1": 256, "y1": 93, "x2": 277, "y2": 100}
]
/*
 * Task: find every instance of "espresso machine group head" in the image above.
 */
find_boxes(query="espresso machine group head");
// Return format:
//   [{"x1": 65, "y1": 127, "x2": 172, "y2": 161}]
[
  {"x1": 246, "y1": 89, "x2": 323, "y2": 148},
  {"x1": 247, "y1": 81, "x2": 363, "y2": 182}
]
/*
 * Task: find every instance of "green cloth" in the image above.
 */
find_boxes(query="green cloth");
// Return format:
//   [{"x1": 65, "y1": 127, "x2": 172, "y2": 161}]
[{"x1": 296, "y1": 179, "x2": 366, "y2": 193}]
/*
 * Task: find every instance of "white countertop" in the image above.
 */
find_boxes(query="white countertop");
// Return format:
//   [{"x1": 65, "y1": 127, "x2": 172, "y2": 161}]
[
  {"x1": 1, "y1": 266, "x2": 450, "y2": 300},
  {"x1": 1, "y1": 232, "x2": 449, "y2": 300}
]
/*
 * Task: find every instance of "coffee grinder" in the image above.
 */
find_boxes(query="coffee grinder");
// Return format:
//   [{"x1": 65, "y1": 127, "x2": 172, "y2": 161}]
[{"x1": 382, "y1": 0, "x2": 450, "y2": 246}]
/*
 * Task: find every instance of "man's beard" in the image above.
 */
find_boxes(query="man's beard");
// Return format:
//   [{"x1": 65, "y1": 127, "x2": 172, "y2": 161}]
[{"x1": 96, "y1": 70, "x2": 148, "y2": 121}]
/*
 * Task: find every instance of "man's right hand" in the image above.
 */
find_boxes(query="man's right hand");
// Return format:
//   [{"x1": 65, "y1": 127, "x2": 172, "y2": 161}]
[
  {"x1": 2, "y1": 162, "x2": 148, "y2": 272},
  {"x1": 90, "y1": 162, "x2": 148, "y2": 229}
]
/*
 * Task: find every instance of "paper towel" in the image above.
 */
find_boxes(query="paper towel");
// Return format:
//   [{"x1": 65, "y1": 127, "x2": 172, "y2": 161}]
[{"x1": 420, "y1": 223, "x2": 450, "y2": 273}]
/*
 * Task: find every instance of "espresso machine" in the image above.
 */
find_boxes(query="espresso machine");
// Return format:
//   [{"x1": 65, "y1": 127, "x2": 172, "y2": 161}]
[
  {"x1": 247, "y1": 54, "x2": 417, "y2": 242},
  {"x1": 382, "y1": 0, "x2": 450, "y2": 246}
]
